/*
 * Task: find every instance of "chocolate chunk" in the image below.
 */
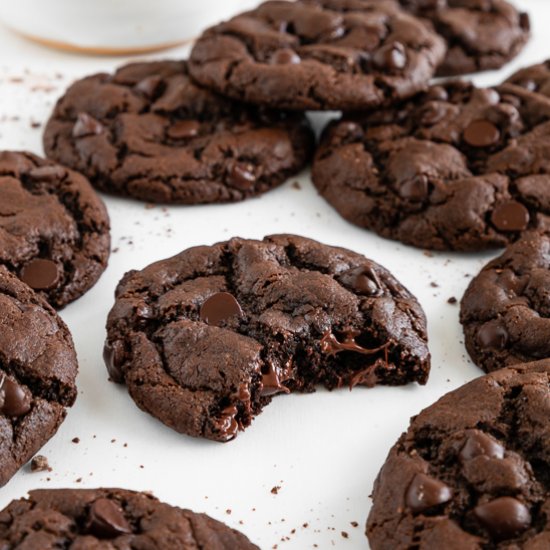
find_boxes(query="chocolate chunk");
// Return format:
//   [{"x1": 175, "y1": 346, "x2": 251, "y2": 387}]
[
  {"x1": 72, "y1": 113, "x2": 104, "y2": 138},
  {"x1": 405, "y1": 473, "x2": 452, "y2": 513},
  {"x1": 0, "y1": 375, "x2": 31, "y2": 417},
  {"x1": 339, "y1": 267, "x2": 381, "y2": 296},
  {"x1": 460, "y1": 431, "x2": 505, "y2": 461},
  {"x1": 491, "y1": 201, "x2": 530, "y2": 231},
  {"x1": 463, "y1": 120, "x2": 500, "y2": 148},
  {"x1": 44, "y1": 61, "x2": 314, "y2": 205},
  {"x1": 400, "y1": 176, "x2": 428, "y2": 201},
  {"x1": 477, "y1": 322, "x2": 508, "y2": 350},
  {"x1": 200, "y1": 292, "x2": 243, "y2": 327},
  {"x1": 474, "y1": 497, "x2": 531, "y2": 540},
  {"x1": 188, "y1": 1, "x2": 445, "y2": 111},
  {"x1": 228, "y1": 164, "x2": 257, "y2": 191},
  {"x1": 20, "y1": 259, "x2": 60, "y2": 291},
  {"x1": 103, "y1": 341, "x2": 124, "y2": 383},
  {"x1": 88, "y1": 498, "x2": 132, "y2": 538}
]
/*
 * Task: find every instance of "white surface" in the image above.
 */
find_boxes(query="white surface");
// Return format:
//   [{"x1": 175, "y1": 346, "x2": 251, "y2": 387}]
[
  {"x1": 0, "y1": 0, "x2": 258, "y2": 50},
  {"x1": 0, "y1": 1, "x2": 548, "y2": 547}
]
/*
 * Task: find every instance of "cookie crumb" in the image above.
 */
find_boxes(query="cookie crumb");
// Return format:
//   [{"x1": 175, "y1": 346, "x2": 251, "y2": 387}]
[
  {"x1": 226, "y1": 509, "x2": 232, "y2": 515},
  {"x1": 423, "y1": 250, "x2": 434, "y2": 257},
  {"x1": 430, "y1": 281, "x2": 439, "y2": 288},
  {"x1": 30, "y1": 455, "x2": 51, "y2": 472},
  {"x1": 341, "y1": 531, "x2": 349, "y2": 538},
  {"x1": 447, "y1": 296, "x2": 457, "y2": 304},
  {"x1": 271, "y1": 486, "x2": 281, "y2": 495},
  {"x1": 71, "y1": 437, "x2": 80, "y2": 444},
  {"x1": 292, "y1": 181, "x2": 301, "y2": 190},
  {"x1": 350, "y1": 521, "x2": 359, "y2": 528}
]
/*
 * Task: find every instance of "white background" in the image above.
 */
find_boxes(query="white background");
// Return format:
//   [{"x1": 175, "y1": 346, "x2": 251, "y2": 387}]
[{"x1": 0, "y1": 1, "x2": 548, "y2": 548}]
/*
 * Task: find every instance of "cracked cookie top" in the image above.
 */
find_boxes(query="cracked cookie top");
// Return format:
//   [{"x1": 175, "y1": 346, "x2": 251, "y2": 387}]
[
  {"x1": 104, "y1": 234, "x2": 430, "y2": 442},
  {"x1": 367, "y1": 360, "x2": 550, "y2": 550},
  {"x1": 505, "y1": 59, "x2": 550, "y2": 99},
  {"x1": 0, "y1": 151, "x2": 110, "y2": 309},
  {"x1": 399, "y1": 0, "x2": 530, "y2": 76},
  {"x1": 0, "y1": 267, "x2": 77, "y2": 487},
  {"x1": 461, "y1": 232, "x2": 550, "y2": 373},
  {"x1": 0, "y1": 488, "x2": 259, "y2": 548},
  {"x1": 188, "y1": 0, "x2": 446, "y2": 111},
  {"x1": 43, "y1": 60, "x2": 314, "y2": 204},
  {"x1": 313, "y1": 81, "x2": 550, "y2": 251}
]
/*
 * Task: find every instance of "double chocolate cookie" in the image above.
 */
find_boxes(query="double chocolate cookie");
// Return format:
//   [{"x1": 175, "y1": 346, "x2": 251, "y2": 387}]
[
  {"x1": 105, "y1": 234, "x2": 430, "y2": 442},
  {"x1": 188, "y1": 0, "x2": 446, "y2": 111},
  {"x1": 400, "y1": 0, "x2": 530, "y2": 76},
  {"x1": 0, "y1": 267, "x2": 78, "y2": 487},
  {"x1": 43, "y1": 60, "x2": 314, "y2": 204},
  {"x1": 367, "y1": 360, "x2": 550, "y2": 549},
  {"x1": 0, "y1": 151, "x2": 110, "y2": 308},
  {"x1": 461, "y1": 231, "x2": 550, "y2": 373},
  {"x1": 313, "y1": 81, "x2": 550, "y2": 251},
  {"x1": 505, "y1": 59, "x2": 550, "y2": 99},
  {"x1": 0, "y1": 488, "x2": 259, "y2": 548}
]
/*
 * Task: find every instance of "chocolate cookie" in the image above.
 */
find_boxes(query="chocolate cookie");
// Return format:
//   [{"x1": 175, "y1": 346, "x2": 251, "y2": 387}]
[
  {"x1": 0, "y1": 488, "x2": 259, "y2": 548},
  {"x1": 105, "y1": 234, "x2": 430, "y2": 442},
  {"x1": 0, "y1": 151, "x2": 110, "y2": 308},
  {"x1": 43, "y1": 60, "x2": 314, "y2": 204},
  {"x1": 188, "y1": 0, "x2": 446, "y2": 111},
  {"x1": 313, "y1": 81, "x2": 550, "y2": 251},
  {"x1": 366, "y1": 360, "x2": 550, "y2": 549},
  {"x1": 460, "y1": 231, "x2": 550, "y2": 373},
  {"x1": 400, "y1": 0, "x2": 530, "y2": 76},
  {"x1": 0, "y1": 267, "x2": 78, "y2": 488},
  {"x1": 505, "y1": 59, "x2": 550, "y2": 99}
]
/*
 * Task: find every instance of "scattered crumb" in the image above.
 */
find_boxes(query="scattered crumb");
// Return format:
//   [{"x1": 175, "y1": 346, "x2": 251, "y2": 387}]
[
  {"x1": 292, "y1": 181, "x2": 301, "y2": 190},
  {"x1": 123, "y1": 443, "x2": 128, "y2": 448},
  {"x1": 111, "y1": 439, "x2": 116, "y2": 443},
  {"x1": 71, "y1": 437, "x2": 80, "y2": 444},
  {"x1": 430, "y1": 282, "x2": 439, "y2": 288},
  {"x1": 30, "y1": 121, "x2": 41, "y2": 129},
  {"x1": 303, "y1": 523, "x2": 309, "y2": 528},
  {"x1": 423, "y1": 250, "x2": 434, "y2": 257},
  {"x1": 350, "y1": 521, "x2": 359, "y2": 528},
  {"x1": 226, "y1": 509, "x2": 232, "y2": 515},
  {"x1": 112, "y1": 247, "x2": 120, "y2": 253},
  {"x1": 271, "y1": 486, "x2": 281, "y2": 495},
  {"x1": 75, "y1": 477, "x2": 82, "y2": 483},
  {"x1": 30, "y1": 455, "x2": 51, "y2": 473},
  {"x1": 145, "y1": 203, "x2": 155, "y2": 209},
  {"x1": 341, "y1": 531, "x2": 349, "y2": 539},
  {"x1": 447, "y1": 296, "x2": 457, "y2": 305}
]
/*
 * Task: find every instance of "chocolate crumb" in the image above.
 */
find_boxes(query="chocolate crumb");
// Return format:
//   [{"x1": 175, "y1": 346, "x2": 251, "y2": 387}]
[
  {"x1": 350, "y1": 521, "x2": 359, "y2": 528},
  {"x1": 75, "y1": 477, "x2": 82, "y2": 483},
  {"x1": 226, "y1": 509, "x2": 232, "y2": 515},
  {"x1": 341, "y1": 531, "x2": 349, "y2": 538},
  {"x1": 30, "y1": 455, "x2": 51, "y2": 472},
  {"x1": 430, "y1": 282, "x2": 439, "y2": 288},
  {"x1": 71, "y1": 437, "x2": 80, "y2": 444},
  {"x1": 447, "y1": 296, "x2": 457, "y2": 304},
  {"x1": 423, "y1": 250, "x2": 434, "y2": 258},
  {"x1": 271, "y1": 486, "x2": 281, "y2": 495},
  {"x1": 292, "y1": 181, "x2": 301, "y2": 190}
]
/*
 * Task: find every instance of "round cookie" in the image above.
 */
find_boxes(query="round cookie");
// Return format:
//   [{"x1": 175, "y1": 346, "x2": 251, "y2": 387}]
[
  {"x1": 400, "y1": 0, "x2": 530, "y2": 76},
  {"x1": 104, "y1": 234, "x2": 430, "y2": 442},
  {"x1": 505, "y1": 59, "x2": 550, "y2": 98},
  {"x1": 0, "y1": 488, "x2": 259, "y2": 548},
  {"x1": 313, "y1": 81, "x2": 550, "y2": 251},
  {"x1": 0, "y1": 151, "x2": 110, "y2": 308},
  {"x1": 366, "y1": 360, "x2": 550, "y2": 549},
  {"x1": 0, "y1": 266, "x2": 78, "y2": 488},
  {"x1": 43, "y1": 60, "x2": 314, "y2": 204},
  {"x1": 461, "y1": 231, "x2": 550, "y2": 373},
  {"x1": 188, "y1": 0, "x2": 446, "y2": 111}
]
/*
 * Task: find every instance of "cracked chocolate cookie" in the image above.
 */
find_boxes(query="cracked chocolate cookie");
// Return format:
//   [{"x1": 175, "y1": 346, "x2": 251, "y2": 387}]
[
  {"x1": 461, "y1": 231, "x2": 550, "y2": 373},
  {"x1": 505, "y1": 59, "x2": 550, "y2": 99},
  {"x1": 188, "y1": 0, "x2": 446, "y2": 111},
  {"x1": 0, "y1": 267, "x2": 78, "y2": 487},
  {"x1": 366, "y1": 360, "x2": 550, "y2": 550},
  {"x1": 43, "y1": 60, "x2": 314, "y2": 204},
  {"x1": 0, "y1": 151, "x2": 110, "y2": 309},
  {"x1": 0, "y1": 488, "x2": 259, "y2": 548},
  {"x1": 104, "y1": 234, "x2": 430, "y2": 442},
  {"x1": 313, "y1": 81, "x2": 550, "y2": 251},
  {"x1": 399, "y1": 0, "x2": 530, "y2": 76}
]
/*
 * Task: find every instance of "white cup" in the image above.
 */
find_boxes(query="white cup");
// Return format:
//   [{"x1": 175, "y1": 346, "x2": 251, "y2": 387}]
[{"x1": 0, "y1": 0, "x2": 258, "y2": 54}]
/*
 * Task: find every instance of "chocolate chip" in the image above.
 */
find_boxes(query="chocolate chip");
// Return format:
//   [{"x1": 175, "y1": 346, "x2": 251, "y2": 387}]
[
  {"x1": 463, "y1": 119, "x2": 500, "y2": 147},
  {"x1": 474, "y1": 497, "x2": 531, "y2": 540},
  {"x1": 0, "y1": 375, "x2": 31, "y2": 417},
  {"x1": 20, "y1": 259, "x2": 60, "y2": 291},
  {"x1": 460, "y1": 430, "x2": 504, "y2": 461},
  {"x1": 87, "y1": 498, "x2": 132, "y2": 538},
  {"x1": 134, "y1": 75, "x2": 162, "y2": 98},
  {"x1": 167, "y1": 120, "x2": 200, "y2": 140},
  {"x1": 200, "y1": 292, "x2": 243, "y2": 327},
  {"x1": 491, "y1": 201, "x2": 530, "y2": 231},
  {"x1": 419, "y1": 102, "x2": 447, "y2": 126},
  {"x1": 73, "y1": 113, "x2": 104, "y2": 138},
  {"x1": 339, "y1": 267, "x2": 381, "y2": 296},
  {"x1": 373, "y1": 42, "x2": 406, "y2": 71},
  {"x1": 228, "y1": 164, "x2": 257, "y2": 191},
  {"x1": 270, "y1": 49, "x2": 301, "y2": 65},
  {"x1": 400, "y1": 176, "x2": 428, "y2": 201},
  {"x1": 477, "y1": 321, "x2": 508, "y2": 350},
  {"x1": 405, "y1": 473, "x2": 452, "y2": 513},
  {"x1": 103, "y1": 341, "x2": 125, "y2": 383},
  {"x1": 27, "y1": 165, "x2": 66, "y2": 182}
]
